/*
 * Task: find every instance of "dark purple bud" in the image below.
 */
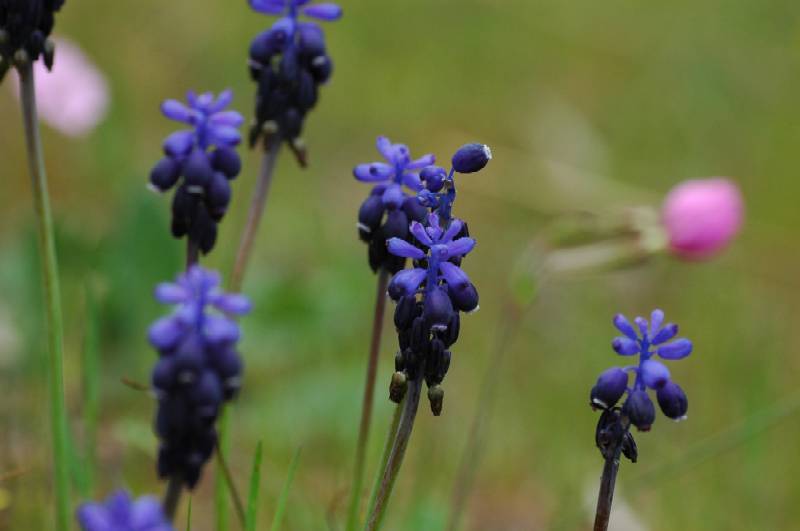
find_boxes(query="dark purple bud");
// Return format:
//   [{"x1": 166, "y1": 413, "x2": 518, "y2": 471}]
[
  {"x1": 657, "y1": 338, "x2": 693, "y2": 360},
  {"x1": 309, "y1": 54, "x2": 332, "y2": 84},
  {"x1": 447, "y1": 281, "x2": 479, "y2": 313},
  {"x1": 403, "y1": 196, "x2": 428, "y2": 222},
  {"x1": 656, "y1": 381, "x2": 688, "y2": 420},
  {"x1": 278, "y1": 107, "x2": 303, "y2": 140},
  {"x1": 651, "y1": 323, "x2": 678, "y2": 344},
  {"x1": 442, "y1": 312, "x2": 460, "y2": 347},
  {"x1": 298, "y1": 24, "x2": 326, "y2": 57},
  {"x1": 358, "y1": 194, "x2": 385, "y2": 238},
  {"x1": 206, "y1": 173, "x2": 232, "y2": 220},
  {"x1": 420, "y1": 166, "x2": 446, "y2": 192},
  {"x1": 296, "y1": 69, "x2": 318, "y2": 110},
  {"x1": 623, "y1": 390, "x2": 656, "y2": 431},
  {"x1": 612, "y1": 337, "x2": 639, "y2": 356},
  {"x1": 183, "y1": 149, "x2": 213, "y2": 187},
  {"x1": 590, "y1": 368, "x2": 629, "y2": 409},
  {"x1": 152, "y1": 357, "x2": 177, "y2": 393},
  {"x1": 382, "y1": 210, "x2": 409, "y2": 240},
  {"x1": 279, "y1": 49, "x2": 298, "y2": 82},
  {"x1": 394, "y1": 295, "x2": 417, "y2": 331},
  {"x1": 150, "y1": 157, "x2": 181, "y2": 192},
  {"x1": 249, "y1": 29, "x2": 285, "y2": 64},
  {"x1": 452, "y1": 143, "x2": 492, "y2": 174},
  {"x1": 424, "y1": 287, "x2": 454, "y2": 331},
  {"x1": 210, "y1": 147, "x2": 241, "y2": 179}
]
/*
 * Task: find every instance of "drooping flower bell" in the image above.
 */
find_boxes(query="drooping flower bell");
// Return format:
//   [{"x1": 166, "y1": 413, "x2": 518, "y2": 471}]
[
  {"x1": 149, "y1": 90, "x2": 244, "y2": 254},
  {"x1": 76, "y1": 490, "x2": 173, "y2": 531},
  {"x1": 148, "y1": 266, "x2": 251, "y2": 488},
  {"x1": 0, "y1": 0, "x2": 65, "y2": 80},
  {"x1": 590, "y1": 309, "x2": 692, "y2": 432},
  {"x1": 247, "y1": 0, "x2": 342, "y2": 160},
  {"x1": 353, "y1": 136, "x2": 435, "y2": 273}
]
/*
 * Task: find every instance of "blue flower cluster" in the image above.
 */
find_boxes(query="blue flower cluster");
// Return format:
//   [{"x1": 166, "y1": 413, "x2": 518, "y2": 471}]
[
  {"x1": 378, "y1": 142, "x2": 491, "y2": 415},
  {"x1": 354, "y1": 136, "x2": 435, "y2": 273},
  {"x1": 0, "y1": 0, "x2": 65, "y2": 76},
  {"x1": 247, "y1": 0, "x2": 342, "y2": 153},
  {"x1": 148, "y1": 266, "x2": 251, "y2": 488},
  {"x1": 149, "y1": 90, "x2": 244, "y2": 254},
  {"x1": 591, "y1": 310, "x2": 692, "y2": 431},
  {"x1": 77, "y1": 490, "x2": 172, "y2": 531}
]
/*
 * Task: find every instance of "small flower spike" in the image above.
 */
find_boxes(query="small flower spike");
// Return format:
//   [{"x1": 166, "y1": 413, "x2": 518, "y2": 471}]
[
  {"x1": 354, "y1": 136, "x2": 436, "y2": 273},
  {"x1": 247, "y1": 0, "x2": 342, "y2": 159},
  {"x1": 76, "y1": 490, "x2": 173, "y2": 531},
  {"x1": 381, "y1": 142, "x2": 491, "y2": 415},
  {"x1": 0, "y1": 0, "x2": 66, "y2": 80},
  {"x1": 149, "y1": 90, "x2": 244, "y2": 254},
  {"x1": 591, "y1": 309, "x2": 692, "y2": 433},
  {"x1": 148, "y1": 266, "x2": 251, "y2": 488}
]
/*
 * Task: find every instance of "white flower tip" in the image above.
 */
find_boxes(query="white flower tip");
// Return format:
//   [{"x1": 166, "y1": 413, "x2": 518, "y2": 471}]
[
  {"x1": 467, "y1": 305, "x2": 481, "y2": 314},
  {"x1": 482, "y1": 144, "x2": 493, "y2": 160},
  {"x1": 146, "y1": 183, "x2": 164, "y2": 194},
  {"x1": 356, "y1": 222, "x2": 372, "y2": 233},
  {"x1": 592, "y1": 398, "x2": 609, "y2": 409}
]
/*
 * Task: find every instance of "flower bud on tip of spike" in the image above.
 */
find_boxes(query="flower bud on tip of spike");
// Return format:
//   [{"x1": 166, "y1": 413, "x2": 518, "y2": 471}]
[
  {"x1": 389, "y1": 371, "x2": 407, "y2": 403},
  {"x1": 452, "y1": 143, "x2": 492, "y2": 173},
  {"x1": 428, "y1": 384, "x2": 444, "y2": 416}
]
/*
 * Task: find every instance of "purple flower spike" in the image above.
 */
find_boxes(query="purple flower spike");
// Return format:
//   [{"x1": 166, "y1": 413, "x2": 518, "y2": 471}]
[
  {"x1": 77, "y1": 490, "x2": 172, "y2": 531},
  {"x1": 149, "y1": 266, "x2": 251, "y2": 488},
  {"x1": 591, "y1": 309, "x2": 693, "y2": 433}
]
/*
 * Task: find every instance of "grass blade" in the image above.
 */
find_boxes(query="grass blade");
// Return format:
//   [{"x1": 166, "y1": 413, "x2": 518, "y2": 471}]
[
  {"x1": 245, "y1": 441, "x2": 264, "y2": 531},
  {"x1": 81, "y1": 284, "x2": 100, "y2": 497},
  {"x1": 270, "y1": 447, "x2": 302, "y2": 531}
]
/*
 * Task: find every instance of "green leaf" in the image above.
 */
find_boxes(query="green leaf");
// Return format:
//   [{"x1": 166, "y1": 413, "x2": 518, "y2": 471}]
[
  {"x1": 245, "y1": 441, "x2": 264, "y2": 531},
  {"x1": 270, "y1": 447, "x2": 302, "y2": 531},
  {"x1": 186, "y1": 497, "x2": 192, "y2": 531}
]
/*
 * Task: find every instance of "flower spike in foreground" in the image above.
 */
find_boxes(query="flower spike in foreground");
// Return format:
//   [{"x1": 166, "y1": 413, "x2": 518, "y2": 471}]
[
  {"x1": 76, "y1": 490, "x2": 173, "y2": 531},
  {"x1": 149, "y1": 90, "x2": 244, "y2": 254},
  {"x1": 0, "y1": 0, "x2": 66, "y2": 79},
  {"x1": 248, "y1": 0, "x2": 342, "y2": 158},
  {"x1": 148, "y1": 266, "x2": 251, "y2": 488}
]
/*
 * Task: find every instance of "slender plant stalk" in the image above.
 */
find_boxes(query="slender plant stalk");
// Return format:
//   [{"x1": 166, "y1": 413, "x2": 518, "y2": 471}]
[
  {"x1": 186, "y1": 238, "x2": 199, "y2": 269},
  {"x1": 346, "y1": 268, "x2": 390, "y2": 530},
  {"x1": 215, "y1": 442, "x2": 247, "y2": 526},
  {"x1": 365, "y1": 403, "x2": 403, "y2": 524},
  {"x1": 270, "y1": 447, "x2": 303, "y2": 531},
  {"x1": 229, "y1": 138, "x2": 282, "y2": 292},
  {"x1": 81, "y1": 285, "x2": 100, "y2": 498},
  {"x1": 593, "y1": 441, "x2": 624, "y2": 531},
  {"x1": 163, "y1": 476, "x2": 183, "y2": 522},
  {"x1": 365, "y1": 372, "x2": 423, "y2": 531},
  {"x1": 19, "y1": 62, "x2": 70, "y2": 531}
]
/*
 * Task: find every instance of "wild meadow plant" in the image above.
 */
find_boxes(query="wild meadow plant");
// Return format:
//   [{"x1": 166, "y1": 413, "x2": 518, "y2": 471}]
[{"x1": 77, "y1": 491, "x2": 171, "y2": 531}]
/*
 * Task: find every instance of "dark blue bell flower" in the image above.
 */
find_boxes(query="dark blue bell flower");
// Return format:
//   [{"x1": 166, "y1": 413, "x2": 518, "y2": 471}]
[
  {"x1": 76, "y1": 490, "x2": 172, "y2": 531},
  {"x1": 424, "y1": 287, "x2": 454, "y2": 331},
  {"x1": 149, "y1": 158, "x2": 181, "y2": 192},
  {"x1": 451, "y1": 143, "x2": 492, "y2": 174},
  {"x1": 590, "y1": 367, "x2": 629, "y2": 409},
  {"x1": 210, "y1": 146, "x2": 242, "y2": 179},
  {"x1": 656, "y1": 381, "x2": 688, "y2": 420},
  {"x1": 420, "y1": 166, "x2": 446, "y2": 193},
  {"x1": 623, "y1": 389, "x2": 656, "y2": 432}
]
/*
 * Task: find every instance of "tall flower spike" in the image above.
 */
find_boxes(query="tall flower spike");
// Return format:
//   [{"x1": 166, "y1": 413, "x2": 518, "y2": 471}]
[
  {"x1": 247, "y1": 0, "x2": 342, "y2": 161},
  {"x1": 148, "y1": 266, "x2": 251, "y2": 488},
  {"x1": 591, "y1": 309, "x2": 692, "y2": 432},
  {"x1": 354, "y1": 136, "x2": 435, "y2": 274},
  {"x1": 0, "y1": 0, "x2": 65, "y2": 80},
  {"x1": 149, "y1": 90, "x2": 244, "y2": 254},
  {"x1": 76, "y1": 490, "x2": 173, "y2": 531}
]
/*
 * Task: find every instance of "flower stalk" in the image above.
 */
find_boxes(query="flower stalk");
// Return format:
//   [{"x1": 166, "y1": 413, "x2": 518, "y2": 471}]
[{"x1": 19, "y1": 61, "x2": 70, "y2": 531}]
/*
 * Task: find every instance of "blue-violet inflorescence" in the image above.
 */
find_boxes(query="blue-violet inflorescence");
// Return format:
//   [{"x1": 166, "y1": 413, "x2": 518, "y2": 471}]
[
  {"x1": 591, "y1": 309, "x2": 692, "y2": 432},
  {"x1": 247, "y1": 0, "x2": 342, "y2": 156},
  {"x1": 354, "y1": 136, "x2": 436, "y2": 274},
  {"x1": 148, "y1": 266, "x2": 251, "y2": 488},
  {"x1": 0, "y1": 0, "x2": 65, "y2": 78},
  {"x1": 76, "y1": 490, "x2": 173, "y2": 531},
  {"x1": 149, "y1": 90, "x2": 244, "y2": 254},
  {"x1": 384, "y1": 142, "x2": 491, "y2": 415}
]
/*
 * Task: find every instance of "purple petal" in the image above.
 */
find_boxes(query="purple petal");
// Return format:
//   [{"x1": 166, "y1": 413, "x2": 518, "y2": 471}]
[
  {"x1": 211, "y1": 294, "x2": 252, "y2": 315},
  {"x1": 657, "y1": 338, "x2": 693, "y2": 360},
  {"x1": 387, "y1": 238, "x2": 425, "y2": 259},
  {"x1": 389, "y1": 268, "x2": 426, "y2": 297},
  {"x1": 204, "y1": 316, "x2": 240, "y2": 345},
  {"x1": 381, "y1": 184, "x2": 404, "y2": 209},
  {"x1": 353, "y1": 162, "x2": 393, "y2": 182},
  {"x1": 426, "y1": 212, "x2": 440, "y2": 230},
  {"x1": 196, "y1": 92, "x2": 214, "y2": 109},
  {"x1": 651, "y1": 323, "x2": 678, "y2": 345},
  {"x1": 649, "y1": 309, "x2": 664, "y2": 336},
  {"x1": 641, "y1": 359, "x2": 671, "y2": 389},
  {"x1": 210, "y1": 126, "x2": 242, "y2": 146},
  {"x1": 613, "y1": 314, "x2": 638, "y2": 340},
  {"x1": 130, "y1": 496, "x2": 167, "y2": 528},
  {"x1": 612, "y1": 337, "x2": 639, "y2": 356},
  {"x1": 634, "y1": 316, "x2": 648, "y2": 337},
  {"x1": 210, "y1": 89, "x2": 234, "y2": 113},
  {"x1": 154, "y1": 282, "x2": 189, "y2": 304},
  {"x1": 302, "y1": 3, "x2": 343, "y2": 21},
  {"x1": 148, "y1": 316, "x2": 185, "y2": 350},
  {"x1": 443, "y1": 237, "x2": 476, "y2": 259},
  {"x1": 209, "y1": 111, "x2": 244, "y2": 128},
  {"x1": 163, "y1": 130, "x2": 195, "y2": 157},
  {"x1": 402, "y1": 172, "x2": 423, "y2": 191},
  {"x1": 441, "y1": 219, "x2": 463, "y2": 243},
  {"x1": 250, "y1": 0, "x2": 286, "y2": 14},
  {"x1": 406, "y1": 153, "x2": 436, "y2": 170},
  {"x1": 161, "y1": 99, "x2": 194, "y2": 123},
  {"x1": 410, "y1": 221, "x2": 433, "y2": 246},
  {"x1": 76, "y1": 503, "x2": 112, "y2": 529},
  {"x1": 439, "y1": 260, "x2": 471, "y2": 287},
  {"x1": 376, "y1": 136, "x2": 394, "y2": 161}
]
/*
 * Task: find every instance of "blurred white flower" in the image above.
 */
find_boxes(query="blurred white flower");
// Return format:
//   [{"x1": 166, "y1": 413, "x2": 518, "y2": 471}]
[{"x1": 10, "y1": 37, "x2": 109, "y2": 137}]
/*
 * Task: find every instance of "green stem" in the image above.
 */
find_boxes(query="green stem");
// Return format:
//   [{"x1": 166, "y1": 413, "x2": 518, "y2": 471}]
[
  {"x1": 216, "y1": 437, "x2": 247, "y2": 527},
  {"x1": 365, "y1": 403, "x2": 402, "y2": 524},
  {"x1": 19, "y1": 62, "x2": 70, "y2": 531},
  {"x1": 364, "y1": 372, "x2": 423, "y2": 531},
  {"x1": 346, "y1": 269, "x2": 390, "y2": 531}
]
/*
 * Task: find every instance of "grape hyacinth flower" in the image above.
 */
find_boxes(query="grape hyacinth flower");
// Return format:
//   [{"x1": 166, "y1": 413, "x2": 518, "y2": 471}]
[
  {"x1": 247, "y1": 0, "x2": 342, "y2": 159},
  {"x1": 662, "y1": 177, "x2": 744, "y2": 260},
  {"x1": 77, "y1": 490, "x2": 173, "y2": 531},
  {"x1": 0, "y1": 0, "x2": 65, "y2": 80},
  {"x1": 354, "y1": 136, "x2": 436, "y2": 274},
  {"x1": 149, "y1": 90, "x2": 244, "y2": 255},
  {"x1": 148, "y1": 266, "x2": 251, "y2": 489}
]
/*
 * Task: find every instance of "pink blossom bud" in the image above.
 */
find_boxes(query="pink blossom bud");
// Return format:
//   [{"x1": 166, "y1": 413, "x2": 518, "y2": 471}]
[{"x1": 661, "y1": 178, "x2": 743, "y2": 260}]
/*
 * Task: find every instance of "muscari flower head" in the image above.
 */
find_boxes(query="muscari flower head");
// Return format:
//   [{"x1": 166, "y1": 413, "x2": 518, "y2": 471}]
[
  {"x1": 247, "y1": 0, "x2": 342, "y2": 159},
  {"x1": 590, "y1": 309, "x2": 692, "y2": 432},
  {"x1": 354, "y1": 136, "x2": 435, "y2": 273},
  {"x1": 76, "y1": 490, "x2": 172, "y2": 531},
  {"x1": 0, "y1": 0, "x2": 65, "y2": 79},
  {"x1": 148, "y1": 266, "x2": 251, "y2": 488},
  {"x1": 382, "y1": 142, "x2": 491, "y2": 415},
  {"x1": 149, "y1": 90, "x2": 244, "y2": 255}
]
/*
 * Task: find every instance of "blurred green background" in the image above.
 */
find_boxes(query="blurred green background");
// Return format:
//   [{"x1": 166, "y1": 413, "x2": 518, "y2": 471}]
[{"x1": 1, "y1": 0, "x2": 797, "y2": 529}]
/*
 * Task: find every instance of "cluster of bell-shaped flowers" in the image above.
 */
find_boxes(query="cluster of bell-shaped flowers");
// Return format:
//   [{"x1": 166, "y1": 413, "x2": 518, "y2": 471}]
[{"x1": 0, "y1": 0, "x2": 65, "y2": 79}]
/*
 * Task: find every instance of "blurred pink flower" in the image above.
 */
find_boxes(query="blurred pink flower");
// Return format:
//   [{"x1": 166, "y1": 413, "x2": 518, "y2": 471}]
[
  {"x1": 10, "y1": 37, "x2": 109, "y2": 137},
  {"x1": 661, "y1": 178, "x2": 744, "y2": 260}
]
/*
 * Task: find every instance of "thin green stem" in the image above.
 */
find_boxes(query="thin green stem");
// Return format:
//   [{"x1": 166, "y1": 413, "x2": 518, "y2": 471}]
[
  {"x1": 19, "y1": 62, "x2": 70, "y2": 531},
  {"x1": 593, "y1": 438, "x2": 624, "y2": 531},
  {"x1": 346, "y1": 269, "x2": 390, "y2": 531},
  {"x1": 364, "y1": 372, "x2": 423, "y2": 531},
  {"x1": 365, "y1": 403, "x2": 402, "y2": 524},
  {"x1": 216, "y1": 439, "x2": 247, "y2": 527}
]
